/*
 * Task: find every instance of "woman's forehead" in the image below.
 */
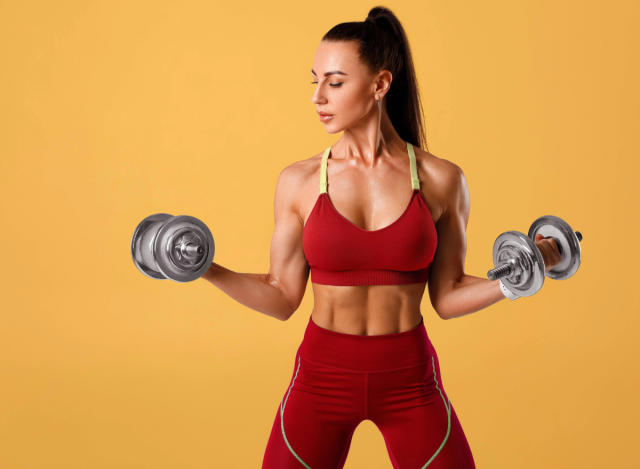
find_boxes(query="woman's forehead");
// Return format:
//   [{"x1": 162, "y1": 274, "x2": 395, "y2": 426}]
[{"x1": 312, "y1": 41, "x2": 364, "y2": 74}]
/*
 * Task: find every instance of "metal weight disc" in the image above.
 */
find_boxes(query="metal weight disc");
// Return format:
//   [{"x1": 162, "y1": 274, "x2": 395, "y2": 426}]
[
  {"x1": 493, "y1": 230, "x2": 545, "y2": 296},
  {"x1": 528, "y1": 215, "x2": 581, "y2": 280},
  {"x1": 153, "y1": 215, "x2": 215, "y2": 282},
  {"x1": 131, "y1": 213, "x2": 173, "y2": 279}
]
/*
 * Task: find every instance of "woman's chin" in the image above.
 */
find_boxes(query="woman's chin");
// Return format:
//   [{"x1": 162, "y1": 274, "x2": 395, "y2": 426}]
[{"x1": 321, "y1": 121, "x2": 342, "y2": 133}]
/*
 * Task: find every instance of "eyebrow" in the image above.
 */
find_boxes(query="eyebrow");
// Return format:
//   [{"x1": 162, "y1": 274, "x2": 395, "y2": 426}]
[{"x1": 311, "y1": 69, "x2": 348, "y2": 77}]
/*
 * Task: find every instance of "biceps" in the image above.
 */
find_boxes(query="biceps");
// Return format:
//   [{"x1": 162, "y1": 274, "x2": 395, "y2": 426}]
[
  {"x1": 428, "y1": 205, "x2": 469, "y2": 310},
  {"x1": 268, "y1": 209, "x2": 309, "y2": 309}
]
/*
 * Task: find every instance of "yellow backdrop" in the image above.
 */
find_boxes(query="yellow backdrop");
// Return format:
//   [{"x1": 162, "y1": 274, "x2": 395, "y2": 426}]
[{"x1": 1, "y1": 0, "x2": 638, "y2": 467}]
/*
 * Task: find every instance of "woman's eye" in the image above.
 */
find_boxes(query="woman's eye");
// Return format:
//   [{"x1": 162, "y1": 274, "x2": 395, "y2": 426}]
[{"x1": 310, "y1": 82, "x2": 343, "y2": 87}]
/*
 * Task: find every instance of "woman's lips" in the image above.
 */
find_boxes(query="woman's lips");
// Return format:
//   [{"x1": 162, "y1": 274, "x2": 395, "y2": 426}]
[{"x1": 318, "y1": 114, "x2": 333, "y2": 122}]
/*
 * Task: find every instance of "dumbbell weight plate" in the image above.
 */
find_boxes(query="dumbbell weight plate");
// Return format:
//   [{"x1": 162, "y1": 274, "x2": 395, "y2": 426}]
[
  {"x1": 528, "y1": 215, "x2": 581, "y2": 280},
  {"x1": 131, "y1": 213, "x2": 173, "y2": 279},
  {"x1": 153, "y1": 215, "x2": 215, "y2": 282},
  {"x1": 493, "y1": 230, "x2": 545, "y2": 297}
]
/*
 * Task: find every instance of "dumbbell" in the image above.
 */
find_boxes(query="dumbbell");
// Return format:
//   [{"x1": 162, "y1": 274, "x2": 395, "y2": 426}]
[
  {"x1": 131, "y1": 213, "x2": 215, "y2": 282},
  {"x1": 487, "y1": 215, "x2": 582, "y2": 297}
]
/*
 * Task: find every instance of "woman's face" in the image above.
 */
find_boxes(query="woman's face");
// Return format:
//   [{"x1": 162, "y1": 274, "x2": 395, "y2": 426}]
[{"x1": 311, "y1": 40, "x2": 385, "y2": 133}]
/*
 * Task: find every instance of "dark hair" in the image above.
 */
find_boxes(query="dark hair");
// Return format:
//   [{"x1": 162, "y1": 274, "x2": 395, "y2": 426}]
[{"x1": 322, "y1": 6, "x2": 428, "y2": 152}]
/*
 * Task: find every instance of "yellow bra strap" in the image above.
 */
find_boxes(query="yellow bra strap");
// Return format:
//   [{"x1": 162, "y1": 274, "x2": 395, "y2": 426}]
[
  {"x1": 320, "y1": 146, "x2": 330, "y2": 193},
  {"x1": 407, "y1": 141, "x2": 420, "y2": 190}
]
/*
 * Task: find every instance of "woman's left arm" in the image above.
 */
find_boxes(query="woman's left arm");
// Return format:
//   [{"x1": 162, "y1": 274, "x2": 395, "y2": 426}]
[
  {"x1": 427, "y1": 162, "x2": 506, "y2": 320},
  {"x1": 427, "y1": 163, "x2": 561, "y2": 320}
]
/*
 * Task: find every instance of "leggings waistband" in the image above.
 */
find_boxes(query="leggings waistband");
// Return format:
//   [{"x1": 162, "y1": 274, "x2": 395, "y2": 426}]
[{"x1": 298, "y1": 314, "x2": 433, "y2": 372}]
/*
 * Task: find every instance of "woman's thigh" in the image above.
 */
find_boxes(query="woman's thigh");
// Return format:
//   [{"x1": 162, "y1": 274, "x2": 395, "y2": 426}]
[
  {"x1": 368, "y1": 357, "x2": 476, "y2": 469},
  {"x1": 261, "y1": 352, "x2": 365, "y2": 469}
]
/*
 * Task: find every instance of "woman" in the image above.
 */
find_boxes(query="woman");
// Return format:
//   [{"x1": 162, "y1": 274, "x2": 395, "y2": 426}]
[{"x1": 204, "y1": 6, "x2": 560, "y2": 469}]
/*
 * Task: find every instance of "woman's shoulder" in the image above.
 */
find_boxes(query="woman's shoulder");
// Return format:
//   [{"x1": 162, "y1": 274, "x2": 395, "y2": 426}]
[
  {"x1": 274, "y1": 151, "x2": 325, "y2": 217},
  {"x1": 414, "y1": 146, "x2": 462, "y2": 179},
  {"x1": 280, "y1": 150, "x2": 325, "y2": 186},
  {"x1": 414, "y1": 146, "x2": 466, "y2": 222}
]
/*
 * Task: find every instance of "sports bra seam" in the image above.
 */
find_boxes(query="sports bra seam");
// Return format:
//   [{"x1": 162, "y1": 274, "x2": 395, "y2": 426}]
[{"x1": 302, "y1": 188, "x2": 435, "y2": 233}]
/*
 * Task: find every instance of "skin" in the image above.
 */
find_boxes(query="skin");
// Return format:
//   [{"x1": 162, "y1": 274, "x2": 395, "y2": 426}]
[{"x1": 202, "y1": 40, "x2": 562, "y2": 335}]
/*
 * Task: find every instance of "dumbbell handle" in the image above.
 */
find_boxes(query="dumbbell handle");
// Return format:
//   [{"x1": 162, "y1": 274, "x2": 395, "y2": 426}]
[
  {"x1": 488, "y1": 262, "x2": 515, "y2": 281},
  {"x1": 487, "y1": 231, "x2": 583, "y2": 281}
]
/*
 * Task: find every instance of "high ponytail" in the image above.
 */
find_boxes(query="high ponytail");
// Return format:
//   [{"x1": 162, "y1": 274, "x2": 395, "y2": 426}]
[{"x1": 322, "y1": 6, "x2": 428, "y2": 151}]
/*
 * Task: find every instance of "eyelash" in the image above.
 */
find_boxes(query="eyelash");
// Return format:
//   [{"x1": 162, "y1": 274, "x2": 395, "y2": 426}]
[{"x1": 310, "y1": 82, "x2": 343, "y2": 87}]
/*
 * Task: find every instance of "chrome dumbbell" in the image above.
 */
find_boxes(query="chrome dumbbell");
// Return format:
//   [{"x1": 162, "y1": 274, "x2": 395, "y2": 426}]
[
  {"x1": 487, "y1": 215, "x2": 582, "y2": 297},
  {"x1": 131, "y1": 213, "x2": 215, "y2": 282}
]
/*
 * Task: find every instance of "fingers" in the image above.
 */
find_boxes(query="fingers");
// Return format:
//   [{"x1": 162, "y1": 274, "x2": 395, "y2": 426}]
[{"x1": 535, "y1": 234, "x2": 562, "y2": 271}]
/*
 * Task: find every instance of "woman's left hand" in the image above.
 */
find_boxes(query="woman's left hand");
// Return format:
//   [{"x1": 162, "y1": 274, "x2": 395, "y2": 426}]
[{"x1": 534, "y1": 233, "x2": 562, "y2": 273}]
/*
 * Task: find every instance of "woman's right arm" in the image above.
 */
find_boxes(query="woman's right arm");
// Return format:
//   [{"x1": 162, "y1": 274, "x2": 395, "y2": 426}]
[{"x1": 201, "y1": 163, "x2": 310, "y2": 321}]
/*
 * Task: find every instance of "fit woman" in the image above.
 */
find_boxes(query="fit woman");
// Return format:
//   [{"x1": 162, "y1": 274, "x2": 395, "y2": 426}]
[{"x1": 204, "y1": 6, "x2": 561, "y2": 469}]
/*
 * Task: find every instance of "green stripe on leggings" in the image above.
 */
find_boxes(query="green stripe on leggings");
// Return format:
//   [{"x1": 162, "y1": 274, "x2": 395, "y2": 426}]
[
  {"x1": 421, "y1": 355, "x2": 452, "y2": 468},
  {"x1": 280, "y1": 355, "x2": 313, "y2": 468}
]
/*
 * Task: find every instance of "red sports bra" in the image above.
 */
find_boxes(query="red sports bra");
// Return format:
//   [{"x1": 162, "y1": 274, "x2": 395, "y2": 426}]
[{"x1": 302, "y1": 141, "x2": 438, "y2": 286}]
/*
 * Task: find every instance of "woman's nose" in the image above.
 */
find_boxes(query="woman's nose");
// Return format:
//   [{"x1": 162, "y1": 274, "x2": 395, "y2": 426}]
[{"x1": 312, "y1": 95, "x2": 326, "y2": 105}]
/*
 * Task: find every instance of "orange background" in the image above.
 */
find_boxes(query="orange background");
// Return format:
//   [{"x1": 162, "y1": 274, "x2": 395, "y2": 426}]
[{"x1": 1, "y1": 1, "x2": 638, "y2": 467}]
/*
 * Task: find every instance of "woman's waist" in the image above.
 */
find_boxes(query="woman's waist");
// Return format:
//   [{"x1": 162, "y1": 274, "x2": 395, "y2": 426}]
[{"x1": 298, "y1": 312, "x2": 433, "y2": 372}]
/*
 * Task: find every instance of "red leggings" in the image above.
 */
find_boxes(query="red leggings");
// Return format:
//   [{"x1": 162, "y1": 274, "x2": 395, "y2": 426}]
[{"x1": 262, "y1": 315, "x2": 476, "y2": 468}]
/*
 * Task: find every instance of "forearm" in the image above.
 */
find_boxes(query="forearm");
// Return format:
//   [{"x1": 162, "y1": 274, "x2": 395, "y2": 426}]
[
  {"x1": 438, "y1": 274, "x2": 507, "y2": 320},
  {"x1": 200, "y1": 262, "x2": 292, "y2": 321}
]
